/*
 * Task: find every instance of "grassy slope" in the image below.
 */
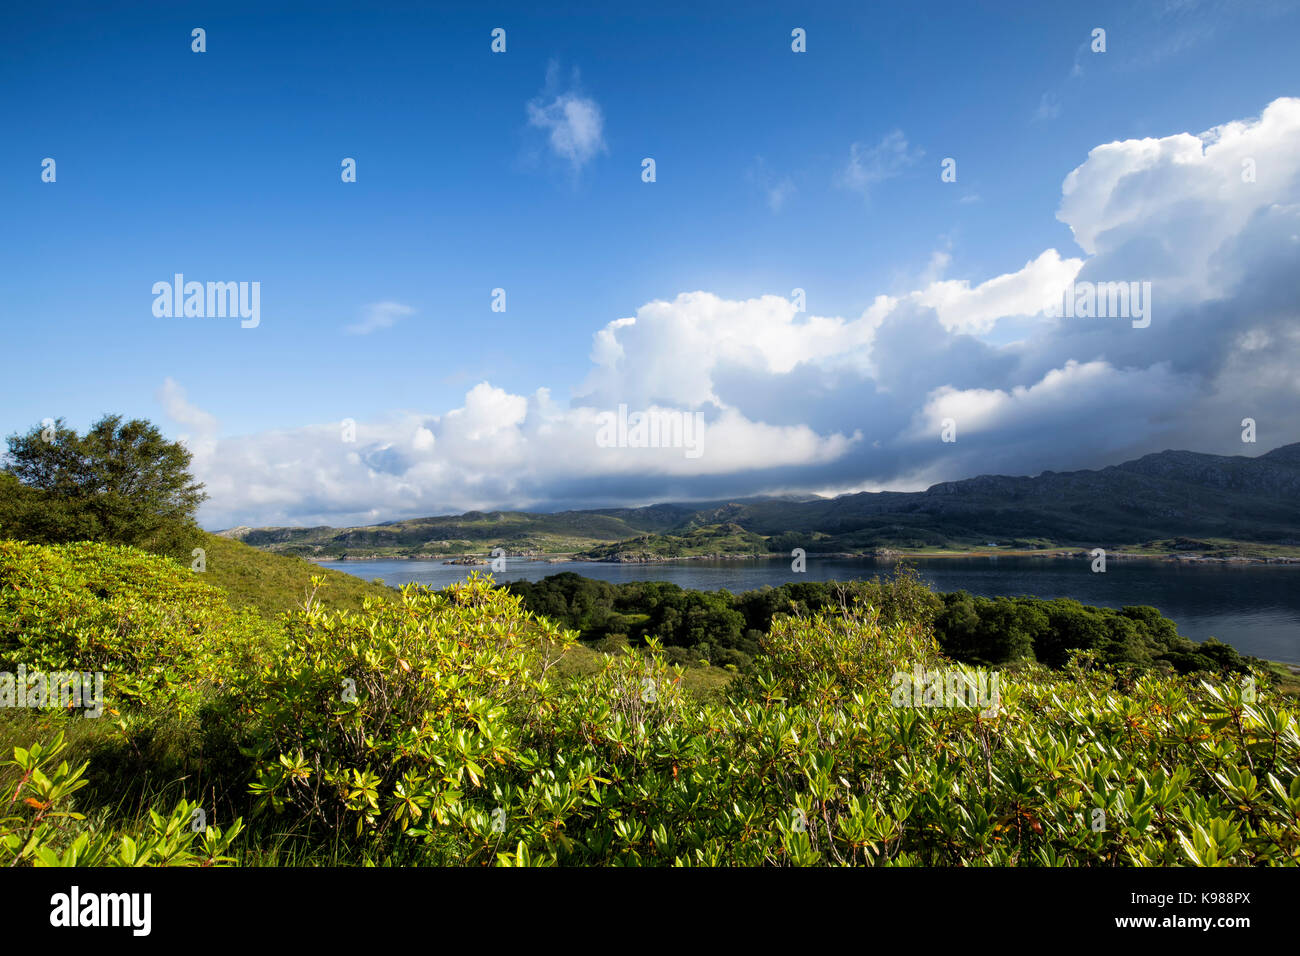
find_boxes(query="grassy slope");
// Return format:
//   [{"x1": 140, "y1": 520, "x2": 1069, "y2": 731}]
[
  {"x1": 199, "y1": 532, "x2": 397, "y2": 618},
  {"x1": 201, "y1": 532, "x2": 736, "y2": 699}
]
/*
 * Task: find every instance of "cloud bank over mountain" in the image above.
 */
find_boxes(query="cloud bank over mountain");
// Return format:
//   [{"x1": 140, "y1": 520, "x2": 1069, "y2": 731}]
[{"x1": 171, "y1": 98, "x2": 1300, "y2": 529}]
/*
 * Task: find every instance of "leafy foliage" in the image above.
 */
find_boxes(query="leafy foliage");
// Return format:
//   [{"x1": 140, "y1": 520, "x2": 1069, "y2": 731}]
[
  {"x1": 0, "y1": 541, "x2": 1295, "y2": 867},
  {"x1": 244, "y1": 574, "x2": 572, "y2": 849},
  {"x1": 0, "y1": 733, "x2": 242, "y2": 866},
  {"x1": 0, "y1": 539, "x2": 272, "y2": 714}
]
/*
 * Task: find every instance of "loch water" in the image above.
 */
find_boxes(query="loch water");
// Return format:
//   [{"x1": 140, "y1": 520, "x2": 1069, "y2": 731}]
[{"x1": 322, "y1": 555, "x2": 1300, "y2": 663}]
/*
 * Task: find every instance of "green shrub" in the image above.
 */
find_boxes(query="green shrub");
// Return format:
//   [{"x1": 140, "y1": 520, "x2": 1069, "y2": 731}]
[
  {"x1": 481, "y1": 612, "x2": 1300, "y2": 866},
  {"x1": 246, "y1": 574, "x2": 573, "y2": 850},
  {"x1": 0, "y1": 539, "x2": 272, "y2": 715}
]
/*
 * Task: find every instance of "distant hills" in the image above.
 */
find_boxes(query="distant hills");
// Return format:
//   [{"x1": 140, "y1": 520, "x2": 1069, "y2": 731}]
[{"x1": 218, "y1": 442, "x2": 1300, "y2": 560}]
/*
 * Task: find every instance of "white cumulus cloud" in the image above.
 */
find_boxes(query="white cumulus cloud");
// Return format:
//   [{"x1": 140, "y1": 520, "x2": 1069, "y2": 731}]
[{"x1": 161, "y1": 98, "x2": 1300, "y2": 528}]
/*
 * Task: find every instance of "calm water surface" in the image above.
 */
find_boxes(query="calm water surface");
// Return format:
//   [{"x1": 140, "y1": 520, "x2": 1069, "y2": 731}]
[{"x1": 320, "y1": 556, "x2": 1300, "y2": 663}]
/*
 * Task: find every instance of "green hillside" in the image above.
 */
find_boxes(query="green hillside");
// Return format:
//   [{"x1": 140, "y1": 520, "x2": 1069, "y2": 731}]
[
  {"x1": 197, "y1": 532, "x2": 725, "y2": 695},
  {"x1": 574, "y1": 522, "x2": 770, "y2": 560},
  {"x1": 219, "y1": 508, "x2": 665, "y2": 559},
  {"x1": 197, "y1": 532, "x2": 397, "y2": 618}
]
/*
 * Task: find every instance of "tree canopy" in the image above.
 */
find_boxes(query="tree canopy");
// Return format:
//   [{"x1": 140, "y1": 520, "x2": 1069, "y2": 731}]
[{"x1": 0, "y1": 415, "x2": 206, "y2": 559}]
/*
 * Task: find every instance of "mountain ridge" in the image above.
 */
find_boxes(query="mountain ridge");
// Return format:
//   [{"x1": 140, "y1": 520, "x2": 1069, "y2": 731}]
[{"x1": 217, "y1": 441, "x2": 1300, "y2": 559}]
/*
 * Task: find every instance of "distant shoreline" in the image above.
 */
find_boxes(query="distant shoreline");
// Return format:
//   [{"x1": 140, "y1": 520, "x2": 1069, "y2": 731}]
[{"x1": 305, "y1": 548, "x2": 1300, "y2": 566}]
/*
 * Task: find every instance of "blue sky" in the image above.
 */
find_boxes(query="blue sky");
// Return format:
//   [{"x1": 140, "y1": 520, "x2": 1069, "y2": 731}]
[{"x1": 3, "y1": 0, "x2": 1299, "y2": 528}]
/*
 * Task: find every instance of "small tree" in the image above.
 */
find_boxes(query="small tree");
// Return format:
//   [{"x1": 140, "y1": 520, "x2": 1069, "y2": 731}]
[{"x1": 0, "y1": 415, "x2": 207, "y2": 559}]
